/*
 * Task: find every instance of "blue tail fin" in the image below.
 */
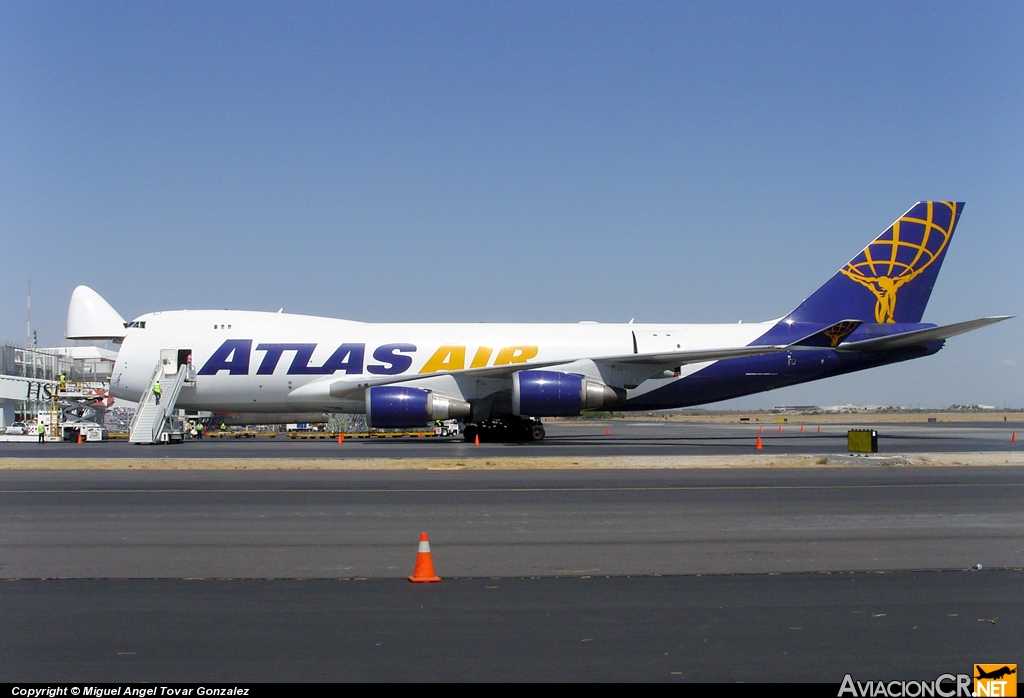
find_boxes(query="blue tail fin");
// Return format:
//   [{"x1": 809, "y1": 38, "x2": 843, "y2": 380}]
[{"x1": 785, "y1": 201, "x2": 963, "y2": 324}]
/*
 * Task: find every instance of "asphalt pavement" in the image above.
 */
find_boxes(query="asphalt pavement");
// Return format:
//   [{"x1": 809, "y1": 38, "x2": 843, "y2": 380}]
[
  {"x1": 2, "y1": 467, "x2": 1022, "y2": 578},
  {"x1": 3, "y1": 421, "x2": 1022, "y2": 682},
  {"x1": 2, "y1": 419, "x2": 1022, "y2": 458},
  {"x1": 3, "y1": 572, "x2": 1020, "y2": 682}
]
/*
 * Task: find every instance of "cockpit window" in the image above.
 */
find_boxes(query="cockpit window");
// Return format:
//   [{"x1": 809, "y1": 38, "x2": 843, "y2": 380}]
[{"x1": 124, "y1": 321, "x2": 146, "y2": 329}]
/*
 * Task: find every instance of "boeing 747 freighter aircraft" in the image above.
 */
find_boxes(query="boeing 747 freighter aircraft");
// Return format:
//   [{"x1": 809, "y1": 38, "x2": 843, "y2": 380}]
[{"x1": 68, "y1": 201, "x2": 1008, "y2": 442}]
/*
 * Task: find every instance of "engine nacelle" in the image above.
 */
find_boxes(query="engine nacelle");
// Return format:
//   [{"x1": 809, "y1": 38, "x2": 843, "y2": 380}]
[
  {"x1": 512, "y1": 370, "x2": 623, "y2": 417},
  {"x1": 366, "y1": 386, "x2": 471, "y2": 428}
]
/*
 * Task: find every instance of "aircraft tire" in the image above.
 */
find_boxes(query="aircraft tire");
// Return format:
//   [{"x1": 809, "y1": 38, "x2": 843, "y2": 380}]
[{"x1": 529, "y1": 424, "x2": 545, "y2": 442}]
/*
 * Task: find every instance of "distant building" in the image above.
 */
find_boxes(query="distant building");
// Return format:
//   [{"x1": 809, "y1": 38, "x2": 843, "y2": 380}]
[{"x1": 821, "y1": 404, "x2": 905, "y2": 413}]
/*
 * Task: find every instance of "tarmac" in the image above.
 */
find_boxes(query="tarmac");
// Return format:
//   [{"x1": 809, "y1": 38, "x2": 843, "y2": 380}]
[
  {"x1": 1, "y1": 418, "x2": 1022, "y2": 464},
  {"x1": 2, "y1": 418, "x2": 1021, "y2": 682}
]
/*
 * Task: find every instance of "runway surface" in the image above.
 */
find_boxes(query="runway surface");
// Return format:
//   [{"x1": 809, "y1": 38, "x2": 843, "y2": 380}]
[
  {"x1": 4, "y1": 571, "x2": 1020, "y2": 682},
  {"x1": 3, "y1": 419, "x2": 1023, "y2": 458},
  {"x1": 2, "y1": 468, "x2": 1023, "y2": 578},
  {"x1": 3, "y1": 422, "x2": 1022, "y2": 681}
]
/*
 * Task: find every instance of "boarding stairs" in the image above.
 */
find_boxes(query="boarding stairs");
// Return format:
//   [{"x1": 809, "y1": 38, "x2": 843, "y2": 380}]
[{"x1": 128, "y1": 361, "x2": 195, "y2": 444}]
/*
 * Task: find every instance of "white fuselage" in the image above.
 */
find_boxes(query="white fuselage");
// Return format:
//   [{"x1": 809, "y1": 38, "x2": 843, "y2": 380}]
[{"x1": 109, "y1": 309, "x2": 773, "y2": 413}]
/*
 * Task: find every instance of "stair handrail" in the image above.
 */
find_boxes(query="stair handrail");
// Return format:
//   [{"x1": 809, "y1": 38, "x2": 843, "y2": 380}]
[
  {"x1": 128, "y1": 358, "x2": 195, "y2": 443},
  {"x1": 158, "y1": 364, "x2": 191, "y2": 436},
  {"x1": 128, "y1": 362, "x2": 164, "y2": 440},
  {"x1": 145, "y1": 361, "x2": 191, "y2": 443}
]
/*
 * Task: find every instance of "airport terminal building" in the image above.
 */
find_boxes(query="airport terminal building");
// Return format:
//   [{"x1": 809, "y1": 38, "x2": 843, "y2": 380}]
[{"x1": 0, "y1": 342, "x2": 116, "y2": 430}]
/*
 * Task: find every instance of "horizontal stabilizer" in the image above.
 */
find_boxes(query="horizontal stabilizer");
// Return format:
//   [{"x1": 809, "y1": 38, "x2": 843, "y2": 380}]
[
  {"x1": 836, "y1": 316, "x2": 1012, "y2": 352},
  {"x1": 596, "y1": 343, "x2": 788, "y2": 367}
]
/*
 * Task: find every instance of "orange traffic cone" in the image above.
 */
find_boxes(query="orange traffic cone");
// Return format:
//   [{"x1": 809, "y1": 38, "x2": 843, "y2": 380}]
[
  {"x1": 759, "y1": 426, "x2": 764, "y2": 434},
  {"x1": 778, "y1": 425, "x2": 783, "y2": 434},
  {"x1": 408, "y1": 532, "x2": 441, "y2": 583},
  {"x1": 77, "y1": 431, "x2": 83, "y2": 444},
  {"x1": 800, "y1": 425, "x2": 805, "y2": 433},
  {"x1": 337, "y1": 434, "x2": 344, "y2": 444},
  {"x1": 755, "y1": 435, "x2": 763, "y2": 450},
  {"x1": 1013, "y1": 432, "x2": 1017, "y2": 443},
  {"x1": 418, "y1": 432, "x2": 424, "y2": 438},
  {"x1": 474, "y1": 433, "x2": 480, "y2": 446},
  {"x1": 605, "y1": 428, "x2": 610, "y2": 436},
  {"x1": 817, "y1": 426, "x2": 821, "y2": 433}
]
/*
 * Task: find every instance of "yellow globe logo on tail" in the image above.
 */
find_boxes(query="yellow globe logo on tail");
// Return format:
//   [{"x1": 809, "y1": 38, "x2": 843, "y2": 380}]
[{"x1": 840, "y1": 201, "x2": 956, "y2": 323}]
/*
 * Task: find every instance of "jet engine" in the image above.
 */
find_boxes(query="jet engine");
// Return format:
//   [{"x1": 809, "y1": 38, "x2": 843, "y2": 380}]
[
  {"x1": 511, "y1": 370, "x2": 624, "y2": 417},
  {"x1": 365, "y1": 386, "x2": 471, "y2": 428}
]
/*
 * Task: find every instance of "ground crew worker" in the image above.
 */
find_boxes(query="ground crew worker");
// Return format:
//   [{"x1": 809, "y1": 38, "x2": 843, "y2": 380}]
[
  {"x1": 196, "y1": 422, "x2": 204, "y2": 439},
  {"x1": 59, "y1": 373, "x2": 67, "y2": 391},
  {"x1": 38, "y1": 421, "x2": 45, "y2": 444},
  {"x1": 153, "y1": 381, "x2": 162, "y2": 405}
]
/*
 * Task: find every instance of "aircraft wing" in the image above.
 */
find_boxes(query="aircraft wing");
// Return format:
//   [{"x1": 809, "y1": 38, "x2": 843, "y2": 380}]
[
  {"x1": 591, "y1": 319, "x2": 866, "y2": 368},
  {"x1": 836, "y1": 316, "x2": 1012, "y2": 352},
  {"x1": 324, "y1": 342, "x2": 791, "y2": 398},
  {"x1": 589, "y1": 343, "x2": 790, "y2": 367},
  {"x1": 293, "y1": 316, "x2": 1011, "y2": 401}
]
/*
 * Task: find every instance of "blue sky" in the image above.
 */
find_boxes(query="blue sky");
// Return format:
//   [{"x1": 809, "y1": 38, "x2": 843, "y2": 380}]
[{"x1": 1, "y1": 1, "x2": 1021, "y2": 408}]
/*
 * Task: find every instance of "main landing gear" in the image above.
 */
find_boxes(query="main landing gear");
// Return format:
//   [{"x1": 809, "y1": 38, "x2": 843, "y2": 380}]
[{"x1": 463, "y1": 416, "x2": 545, "y2": 443}]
